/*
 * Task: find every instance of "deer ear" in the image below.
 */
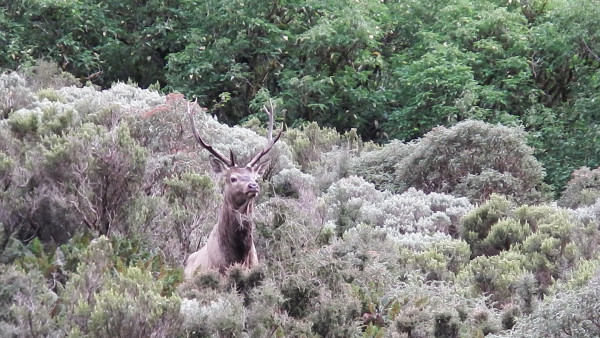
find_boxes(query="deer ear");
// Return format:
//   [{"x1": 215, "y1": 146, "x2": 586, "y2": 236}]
[{"x1": 209, "y1": 155, "x2": 228, "y2": 174}]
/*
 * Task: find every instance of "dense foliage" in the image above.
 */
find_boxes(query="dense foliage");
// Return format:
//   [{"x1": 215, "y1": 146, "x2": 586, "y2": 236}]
[
  {"x1": 2, "y1": 0, "x2": 600, "y2": 335},
  {"x1": 2, "y1": 65, "x2": 600, "y2": 336},
  {"x1": 1, "y1": 0, "x2": 600, "y2": 190}
]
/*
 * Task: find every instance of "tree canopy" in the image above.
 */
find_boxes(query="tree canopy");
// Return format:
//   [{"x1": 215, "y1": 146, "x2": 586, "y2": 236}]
[{"x1": 2, "y1": 0, "x2": 599, "y2": 190}]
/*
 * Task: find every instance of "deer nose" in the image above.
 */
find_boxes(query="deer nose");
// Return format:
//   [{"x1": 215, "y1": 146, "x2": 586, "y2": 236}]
[{"x1": 248, "y1": 182, "x2": 259, "y2": 192}]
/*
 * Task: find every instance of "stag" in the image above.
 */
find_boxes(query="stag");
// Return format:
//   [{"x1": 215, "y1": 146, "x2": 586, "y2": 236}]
[{"x1": 184, "y1": 101, "x2": 283, "y2": 279}]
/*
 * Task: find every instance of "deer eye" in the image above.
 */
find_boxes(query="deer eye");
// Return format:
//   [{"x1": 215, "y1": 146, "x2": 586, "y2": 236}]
[{"x1": 230, "y1": 177, "x2": 238, "y2": 183}]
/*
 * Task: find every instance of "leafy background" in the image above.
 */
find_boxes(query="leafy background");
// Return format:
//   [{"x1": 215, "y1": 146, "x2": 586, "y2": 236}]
[{"x1": 2, "y1": 0, "x2": 600, "y2": 336}]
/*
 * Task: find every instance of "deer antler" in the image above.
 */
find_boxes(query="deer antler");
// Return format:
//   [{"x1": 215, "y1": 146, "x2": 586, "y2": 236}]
[
  {"x1": 188, "y1": 100, "x2": 235, "y2": 167},
  {"x1": 247, "y1": 100, "x2": 284, "y2": 168}
]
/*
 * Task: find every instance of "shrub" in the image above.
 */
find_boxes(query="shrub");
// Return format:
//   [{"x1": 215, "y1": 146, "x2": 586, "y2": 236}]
[
  {"x1": 558, "y1": 166, "x2": 600, "y2": 209},
  {"x1": 0, "y1": 72, "x2": 34, "y2": 119},
  {"x1": 36, "y1": 88, "x2": 66, "y2": 103},
  {"x1": 384, "y1": 274, "x2": 500, "y2": 337},
  {"x1": 569, "y1": 201, "x2": 600, "y2": 260},
  {"x1": 394, "y1": 232, "x2": 472, "y2": 281},
  {"x1": 271, "y1": 167, "x2": 318, "y2": 198},
  {"x1": 395, "y1": 120, "x2": 552, "y2": 204},
  {"x1": 483, "y1": 218, "x2": 531, "y2": 255},
  {"x1": 359, "y1": 188, "x2": 473, "y2": 236},
  {"x1": 514, "y1": 206, "x2": 577, "y2": 291},
  {"x1": 321, "y1": 176, "x2": 474, "y2": 237},
  {"x1": 180, "y1": 290, "x2": 245, "y2": 337},
  {"x1": 464, "y1": 251, "x2": 527, "y2": 306},
  {"x1": 351, "y1": 139, "x2": 411, "y2": 192},
  {"x1": 283, "y1": 122, "x2": 349, "y2": 171},
  {"x1": 41, "y1": 123, "x2": 147, "y2": 236},
  {"x1": 59, "y1": 236, "x2": 183, "y2": 336},
  {"x1": 310, "y1": 288, "x2": 362, "y2": 337},
  {"x1": 460, "y1": 194, "x2": 513, "y2": 257},
  {"x1": 0, "y1": 265, "x2": 59, "y2": 337},
  {"x1": 24, "y1": 60, "x2": 80, "y2": 90},
  {"x1": 321, "y1": 176, "x2": 382, "y2": 236},
  {"x1": 85, "y1": 267, "x2": 182, "y2": 337},
  {"x1": 245, "y1": 280, "x2": 315, "y2": 336},
  {"x1": 498, "y1": 271, "x2": 600, "y2": 337}
]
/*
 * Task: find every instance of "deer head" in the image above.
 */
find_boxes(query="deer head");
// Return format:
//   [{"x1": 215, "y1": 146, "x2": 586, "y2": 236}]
[
  {"x1": 188, "y1": 100, "x2": 283, "y2": 208},
  {"x1": 208, "y1": 156, "x2": 268, "y2": 211}
]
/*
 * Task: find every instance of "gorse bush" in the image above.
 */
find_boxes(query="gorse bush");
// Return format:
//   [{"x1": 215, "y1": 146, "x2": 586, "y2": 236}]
[
  {"x1": 0, "y1": 235, "x2": 183, "y2": 337},
  {"x1": 460, "y1": 194, "x2": 513, "y2": 257},
  {"x1": 58, "y1": 237, "x2": 182, "y2": 337},
  {"x1": 353, "y1": 120, "x2": 552, "y2": 204},
  {"x1": 495, "y1": 271, "x2": 600, "y2": 338},
  {"x1": 559, "y1": 166, "x2": 600, "y2": 209},
  {"x1": 3, "y1": 66, "x2": 600, "y2": 337},
  {"x1": 396, "y1": 121, "x2": 551, "y2": 204}
]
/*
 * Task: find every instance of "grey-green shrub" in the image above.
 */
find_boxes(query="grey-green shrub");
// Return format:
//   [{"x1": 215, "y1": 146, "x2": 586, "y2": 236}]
[
  {"x1": 180, "y1": 290, "x2": 245, "y2": 337},
  {"x1": 0, "y1": 265, "x2": 59, "y2": 337},
  {"x1": 495, "y1": 271, "x2": 600, "y2": 338},
  {"x1": 351, "y1": 139, "x2": 411, "y2": 192},
  {"x1": 558, "y1": 166, "x2": 600, "y2": 209},
  {"x1": 283, "y1": 121, "x2": 348, "y2": 171},
  {"x1": 322, "y1": 176, "x2": 473, "y2": 237},
  {"x1": 354, "y1": 120, "x2": 552, "y2": 204},
  {"x1": 59, "y1": 236, "x2": 182, "y2": 337},
  {"x1": 385, "y1": 274, "x2": 500, "y2": 337},
  {"x1": 0, "y1": 72, "x2": 34, "y2": 118}
]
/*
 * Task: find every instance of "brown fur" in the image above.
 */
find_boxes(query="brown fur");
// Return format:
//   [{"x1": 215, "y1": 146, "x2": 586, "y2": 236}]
[
  {"x1": 185, "y1": 100, "x2": 281, "y2": 279},
  {"x1": 184, "y1": 162, "x2": 267, "y2": 279}
]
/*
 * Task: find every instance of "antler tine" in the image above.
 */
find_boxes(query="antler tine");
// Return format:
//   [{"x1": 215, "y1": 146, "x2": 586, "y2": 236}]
[
  {"x1": 188, "y1": 100, "x2": 234, "y2": 167},
  {"x1": 247, "y1": 100, "x2": 284, "y2": 168}
]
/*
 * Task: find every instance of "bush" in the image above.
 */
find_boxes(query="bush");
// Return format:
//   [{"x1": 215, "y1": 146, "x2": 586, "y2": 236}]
[
  {"x1": 498, "y1": 271, "x2": 600, "y2": 337},
  {"x1": 0, "y1": 265, "x2": 59, "y2": 337},
  {"x1": 463, "y1": 251, "x2": 527, "y2": 306},
  {"x1": 0, "y1": 235, "x2": 182, "y2": 337},
  {"x1": 395, "y1": 120, "x2": 552, "y2": 204},
  {"x1": 0, "y1": 72, "x2": 34, "y2": 119},
  {"x1": 559, "y1": 166, "x2": 600, "y2": 209},
  {"x1": 59, "y1": 236, "x2": 183, "y2": 336},
  {"x1": 351, "y1": 139, "x2": 411, "y2": 192},
  {"x1": 460, "y1": 194, "x2": 513, "y2": 257},
  {"x1": 321, "y1": 176, "x2": 382, "y2": 236},
  {"x1": 180, "y1": 291, "x2": 245, "y2": 337},
  {"x1": 384, "y1": 274, "x2": 500, "y2": 337},
  {"x1": 514, "y1": 206, "x2": 577, "y2": 291},
  {"x1": 395, "y1": 232, "x2": 472, "y2": 281},
  {"x1": 283, "y1": 122, "x2": 352, "y2": 171},
  {"x1": 321, "y1": 176, "x2": 474, "y2": 237},
  {"x1": 483, "y1": 218, "x2": 531, "y2": 255},
  {"x1": 569, "y1": 201, "x2": 600, "y2": 260}
]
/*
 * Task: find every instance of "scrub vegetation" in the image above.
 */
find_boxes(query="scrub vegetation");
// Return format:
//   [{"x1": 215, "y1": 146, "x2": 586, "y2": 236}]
[{"x1": 2, "y1": 0, "x2": 600, "y2": 336}]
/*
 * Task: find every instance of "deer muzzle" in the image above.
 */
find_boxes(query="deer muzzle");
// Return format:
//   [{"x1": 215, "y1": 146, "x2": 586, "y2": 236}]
[{"x1": 247, "y1": 182, "x2": 259, "y2": 195}]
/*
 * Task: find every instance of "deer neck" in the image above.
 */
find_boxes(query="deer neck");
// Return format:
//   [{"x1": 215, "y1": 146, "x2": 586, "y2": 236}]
[{"x1": 217, "y1": 196, "x2": 255, "y2": 264}]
